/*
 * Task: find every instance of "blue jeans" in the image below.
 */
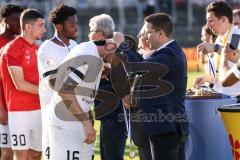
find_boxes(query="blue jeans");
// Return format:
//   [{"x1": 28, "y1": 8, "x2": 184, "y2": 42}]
[{"x1": 100, "y1": 119, "x2": 127, "y2": 160}]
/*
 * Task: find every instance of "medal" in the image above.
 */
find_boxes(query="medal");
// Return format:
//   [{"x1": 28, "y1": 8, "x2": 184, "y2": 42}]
[
  {"x1": 129, "y1": 150, "x2": 136, "y2": 159},
  {"x1": 123, "y1": 74, "x2": 142, "y2": 160}
]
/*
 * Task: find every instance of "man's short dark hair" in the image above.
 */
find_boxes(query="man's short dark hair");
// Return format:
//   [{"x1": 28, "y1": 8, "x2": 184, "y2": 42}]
[
  {"x1": 48, "y1": 4, "x2": 77, "y2": 25},
  {"x1": 20, "y1": 9, "x2": 44, "y2": 29},
  {"x1": 0, "y1": 4, "x2": 23, "y2": 22},
  {"x1": 144, "y1": 13, "x2": 173, "y2": 37},
  {"x1": 207, "y1": 1, "x2": 233, "y2": 23}
]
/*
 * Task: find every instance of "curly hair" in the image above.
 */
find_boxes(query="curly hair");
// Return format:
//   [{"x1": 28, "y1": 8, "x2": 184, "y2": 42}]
[
  {"x1": 48, "y1": 4, "x2": 77, "y2": 25},
  {"x1": 0, "y1": 4, "x2": 23, "y2": 22}
]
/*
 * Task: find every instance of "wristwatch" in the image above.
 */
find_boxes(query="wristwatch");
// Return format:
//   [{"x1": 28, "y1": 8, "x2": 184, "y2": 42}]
[
  {"x1": 214, "y1": 44, "x2": 220, "y2": 52},
  {"x1": 232, "y1": 62, "x2": 240, "y2": 79}
]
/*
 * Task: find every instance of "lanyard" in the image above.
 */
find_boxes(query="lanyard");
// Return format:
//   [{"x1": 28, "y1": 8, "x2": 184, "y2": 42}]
[
  {"x1": 207, "y1": 53, "x2": 216, "y2": 79},
  {"x1": 53, "y1": 34, "x2": 70, "y2": 52},
  {"x1": 122, "y1": 74, "x2": 142, "y2": 159},
  {"x1": 123, "y1": 106, "x2": 136, "y2": 159},
  {"x1": 123, "y1": 106, "x2": 132, "y2": 145},
  {"x1": 215, "y1": 25, "x2": 232, "y2": 77}
]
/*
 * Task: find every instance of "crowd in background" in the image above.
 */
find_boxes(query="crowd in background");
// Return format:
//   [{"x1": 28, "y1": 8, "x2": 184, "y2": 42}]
[{"x1": 0, "y1": 1, "x2": 240, "y2": 160}]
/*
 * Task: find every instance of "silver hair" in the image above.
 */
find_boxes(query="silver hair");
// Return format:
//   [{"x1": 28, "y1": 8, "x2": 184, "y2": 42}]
[{"x1": 89, "y1": 14, "x2": 115, "y2": 38}]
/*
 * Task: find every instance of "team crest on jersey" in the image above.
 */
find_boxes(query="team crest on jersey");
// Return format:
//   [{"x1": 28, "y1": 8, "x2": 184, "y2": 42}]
[{"x1": 47, "y1": 59, "x2": 55, "y2": 67}]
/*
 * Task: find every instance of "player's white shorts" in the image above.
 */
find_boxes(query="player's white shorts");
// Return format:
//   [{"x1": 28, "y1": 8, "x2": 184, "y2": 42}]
[
  {"x1": 48, "y1": 125, "x2": 94, "y2": 160},
  {"x1": 8, "y1": 110, "x2": 42, "y2": 151},
  {"x1": 41, "y1": 107, "x2": 50, "y2": 159},
  {"x1": 0, "y1": 124, "x2": 11, "y2": 148}
]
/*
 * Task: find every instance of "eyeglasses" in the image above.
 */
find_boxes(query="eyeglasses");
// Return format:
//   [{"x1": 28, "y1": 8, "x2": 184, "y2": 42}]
[
  {"x1": 137, "y1": 32, "x2": 148, "y2": 39},
  {"x1": 146, "y1": 30, "x2": 158, "y2": 34},
  {"x1": 234, "y1": 22, "x2": 240, "y2": 26}
]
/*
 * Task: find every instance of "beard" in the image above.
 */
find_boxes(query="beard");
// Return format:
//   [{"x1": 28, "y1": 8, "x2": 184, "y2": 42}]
[
  {"x1": 67, "y1": 34, "x2": 77, "y2": 40},
  {"x1": 62, "y1": 27, "x2": 77, "y2": 40}
]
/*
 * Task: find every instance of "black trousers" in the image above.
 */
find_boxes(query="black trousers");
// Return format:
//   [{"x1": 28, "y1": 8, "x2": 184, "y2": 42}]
[
  {"x1": 99, "y1": 119, "x2": 127, "y2": 160},
  {"x1": 131, "y1": 108, "x2": 152, "y2": 160},
  {"x1": 149, "y1": 132, "x2": 188, "y2": 160},
  {"x1": 138, "y1": 145, "x2": 152, "y2": 160}
]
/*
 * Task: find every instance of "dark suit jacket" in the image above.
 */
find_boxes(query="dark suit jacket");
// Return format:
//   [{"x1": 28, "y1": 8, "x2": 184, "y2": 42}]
[
  {"x1": 129, "y1": 40, "x2": 188, "y2": 149},
  {"x1": 139, "y1": 40, "x2": 188, "y2": 136},
  {"x1": 109, "y1": 41, "x2": 188, "y2": 147}
]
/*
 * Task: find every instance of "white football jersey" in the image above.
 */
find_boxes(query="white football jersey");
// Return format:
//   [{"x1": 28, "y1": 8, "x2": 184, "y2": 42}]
[{"x1": 50, "y1": 41, "x2": 103, "y2": 129}]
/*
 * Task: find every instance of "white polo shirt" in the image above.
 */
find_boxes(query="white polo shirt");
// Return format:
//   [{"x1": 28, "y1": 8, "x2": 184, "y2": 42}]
[{"x1": 213, "y1": 26, "x2": 240, "y2": 97}]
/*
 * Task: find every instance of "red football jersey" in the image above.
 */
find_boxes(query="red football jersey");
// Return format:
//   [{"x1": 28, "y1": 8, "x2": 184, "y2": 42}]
[
  {"x1": 0, "y1": 35, "x2": 11, "y2": 112},
  {"x1": 0, "y1": 36, "x2": 40, "y2": 111}
]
